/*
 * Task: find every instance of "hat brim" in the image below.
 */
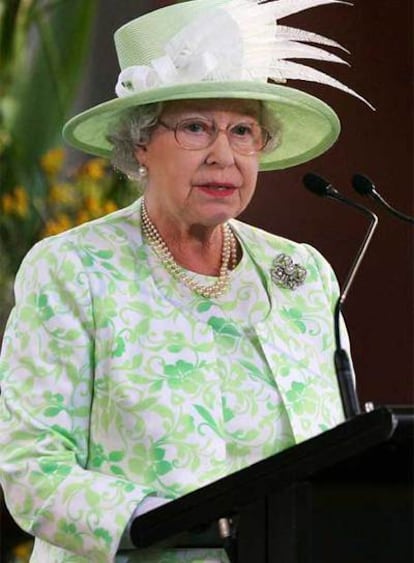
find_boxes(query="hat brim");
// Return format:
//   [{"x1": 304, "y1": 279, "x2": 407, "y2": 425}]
[{"x1": 63, "y1": 81, "x2": 340, "y2": 171}]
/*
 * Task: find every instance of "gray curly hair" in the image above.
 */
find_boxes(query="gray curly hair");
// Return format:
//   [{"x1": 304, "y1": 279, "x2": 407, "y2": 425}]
[
  {"x1": 108, "y1": 103, "x2": 164, "y2": 181},
  {"x1": 107, "y1": 100, "x2": 282, "y2": 181}
]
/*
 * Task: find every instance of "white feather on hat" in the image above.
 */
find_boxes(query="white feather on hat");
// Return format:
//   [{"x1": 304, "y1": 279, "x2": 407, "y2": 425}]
[{"x1": 115, "y1": 0, "x2": 373, "y2": 109}]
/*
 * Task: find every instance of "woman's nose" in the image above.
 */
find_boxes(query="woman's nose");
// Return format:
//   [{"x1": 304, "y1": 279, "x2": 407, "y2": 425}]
[{"x1": 205, "y1": 129, "x2": 236, "y2": 166}]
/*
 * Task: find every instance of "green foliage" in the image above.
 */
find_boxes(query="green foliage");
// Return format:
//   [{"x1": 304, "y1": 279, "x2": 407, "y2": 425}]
[{"x1": 0, "y1": 0, "x2": 98, "y2": 189}]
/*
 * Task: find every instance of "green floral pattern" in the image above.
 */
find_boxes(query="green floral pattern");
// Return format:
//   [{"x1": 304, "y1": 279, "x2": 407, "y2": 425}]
[{"x1": 0, "y1": 198, "x2": 348, "y2": 562}]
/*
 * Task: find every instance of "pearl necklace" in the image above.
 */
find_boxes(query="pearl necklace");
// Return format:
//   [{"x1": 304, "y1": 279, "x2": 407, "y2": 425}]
[{"x1": 141, "y1": 202, "x2": 237, "y2": 298}]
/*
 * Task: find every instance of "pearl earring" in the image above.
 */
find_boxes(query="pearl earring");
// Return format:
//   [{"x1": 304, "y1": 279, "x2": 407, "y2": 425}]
[{"x1": 138, "y1": 164, "x2": 148, "y2": 178}]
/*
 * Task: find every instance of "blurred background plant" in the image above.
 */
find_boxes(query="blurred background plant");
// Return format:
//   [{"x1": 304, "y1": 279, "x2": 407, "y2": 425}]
[{"x1": 0, "y1": 0, "x2": 138, "y2": 339}]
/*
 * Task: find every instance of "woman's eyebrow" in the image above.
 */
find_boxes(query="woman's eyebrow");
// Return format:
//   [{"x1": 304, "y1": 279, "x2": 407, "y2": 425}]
[{"x1": 164, "y1": 112, "x2": 259, "y2": 122}]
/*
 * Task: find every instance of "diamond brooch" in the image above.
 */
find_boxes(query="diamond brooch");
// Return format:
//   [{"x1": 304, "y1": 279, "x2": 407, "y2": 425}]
[{"x1": 271, "y1": 254, "x2": 307, "y2": 290}]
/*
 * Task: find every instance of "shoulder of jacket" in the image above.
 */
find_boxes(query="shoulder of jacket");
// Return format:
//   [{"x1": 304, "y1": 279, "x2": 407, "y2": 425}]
[
  {"x1": 28, "y1": 199, "x2": 141, "y2": 253},
  {"x1": 230, "y1": 218, "x2": 313, "y2": 257}
]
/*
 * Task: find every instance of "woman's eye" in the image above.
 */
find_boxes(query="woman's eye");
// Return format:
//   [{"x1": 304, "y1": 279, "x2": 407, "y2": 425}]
[
  {"x1": 231, "y1": 123, "x2": 254, "y2": 137},
  {"x1": 181, "y1": 120, "x2": 210, "y2": 134}
]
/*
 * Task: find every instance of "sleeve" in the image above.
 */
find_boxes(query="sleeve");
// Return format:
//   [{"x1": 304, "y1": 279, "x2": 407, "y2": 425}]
[
  {"x1": 0, "y1": 236, "x2": 149, "y2": 562},
  {"x1": 119, "y1": 496, "x2": 171, "y2": 550}
]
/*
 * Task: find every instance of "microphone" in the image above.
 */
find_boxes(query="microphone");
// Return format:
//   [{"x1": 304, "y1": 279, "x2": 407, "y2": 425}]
[
  {"x1": 352, "y1": 173, "x2": 414, "y2": 224},
  {"x1": 303, "y1": 173, "x2": 379, "y2": 419}
]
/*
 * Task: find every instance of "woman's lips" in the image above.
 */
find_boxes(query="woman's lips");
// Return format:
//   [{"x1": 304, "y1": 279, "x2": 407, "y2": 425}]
[{"x1": 196, "y1": 183, "x2": 238, "y2": 197}]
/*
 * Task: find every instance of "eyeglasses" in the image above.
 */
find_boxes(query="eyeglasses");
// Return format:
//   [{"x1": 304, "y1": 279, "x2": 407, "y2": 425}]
[{"x1": 157, "y1": 117, "x2": 271, "y2": 155}]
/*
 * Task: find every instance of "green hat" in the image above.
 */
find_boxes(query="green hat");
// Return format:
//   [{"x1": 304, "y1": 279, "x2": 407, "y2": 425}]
[{"x1": 63, "y1": 0, "x2": 369, "y2": 171}]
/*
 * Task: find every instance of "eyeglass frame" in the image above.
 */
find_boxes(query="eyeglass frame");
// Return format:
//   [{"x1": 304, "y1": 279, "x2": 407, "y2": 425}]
[{"x1": 155, "y1": 116, "x2": 272, "y2": 155}]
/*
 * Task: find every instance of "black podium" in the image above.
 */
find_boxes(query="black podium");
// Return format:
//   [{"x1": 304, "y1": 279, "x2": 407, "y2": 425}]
[{"x1": 131, "y1": 406, "x2": 413, "y2": 562}]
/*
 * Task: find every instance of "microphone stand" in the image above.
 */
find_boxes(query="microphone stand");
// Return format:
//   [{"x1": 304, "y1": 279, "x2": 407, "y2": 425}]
[
  {"x1": 332, "y1": 203, "x2": 377, "y2": 418},
  {"x1": 303, "y1": 173, "x2": 379, "y2": 419}
]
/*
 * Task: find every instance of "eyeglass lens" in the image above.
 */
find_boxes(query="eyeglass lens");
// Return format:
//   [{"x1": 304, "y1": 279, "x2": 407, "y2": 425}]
[{"x1": 160, "y1": 118, "x2": 269, "y2": 154}]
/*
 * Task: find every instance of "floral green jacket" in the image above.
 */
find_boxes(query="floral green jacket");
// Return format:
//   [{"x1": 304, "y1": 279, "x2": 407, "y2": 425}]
[{"x1": 0, "y1": 198, "x2": 347, "y2": 562}]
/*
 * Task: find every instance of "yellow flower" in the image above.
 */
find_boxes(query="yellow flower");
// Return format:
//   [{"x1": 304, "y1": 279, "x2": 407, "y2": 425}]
[
  {"x1": 0, "y1": 186, "x2": 29, "y2": 218},
  {"x1": 48, "y1": 183, "x2": 77, "y2": 205},
  {"x1": 83, "y1": 194, "x2": 102, "y2": 216},
  {"x1": 1, "y1": 193, "x2": 15, "y2": 215},
  {"x1": 13, "y1": 186, "x2": 29, "y2": 217},
  {"x1": 40, "y1": 148, "x2": 65, "y2": 177},
  {"x1": 13, "y1": 541, "x2": 31, "y2": 556},
  {"x1": 102, "y1": 200, "x2": 118, "y2": 214},
  {"x1": 75, "y1": 209, "x2": 91, "y2": 225},
  {"x1": 41, "y1": 213, "x2": 73, "y2": 237},
  {"x1": 78, "y1": 158, "x2": 107, "y2": 181},
  {"x1": 13, "y1": 539, "x2": 33, "y2": 559}
]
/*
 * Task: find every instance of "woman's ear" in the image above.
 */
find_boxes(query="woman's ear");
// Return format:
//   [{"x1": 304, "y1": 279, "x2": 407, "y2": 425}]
[{"x1": 134, "y1": 144, "x2": 147, "y2": 166}]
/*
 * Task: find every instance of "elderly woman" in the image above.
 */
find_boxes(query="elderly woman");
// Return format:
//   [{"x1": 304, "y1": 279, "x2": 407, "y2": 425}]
[{"x1": 0, "y1": 0, "x2": 365, "y2": 562}]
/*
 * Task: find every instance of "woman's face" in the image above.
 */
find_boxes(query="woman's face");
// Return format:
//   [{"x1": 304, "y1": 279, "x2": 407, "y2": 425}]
[{"x1": 136, "y1": 99, "x2": 261, "y2": 231}]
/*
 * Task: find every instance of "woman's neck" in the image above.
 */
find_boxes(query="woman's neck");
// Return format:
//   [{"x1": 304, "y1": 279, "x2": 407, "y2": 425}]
[
  {"x1": 165, "y1": 228, "x2": 224, "y2": 275},
  {"x1": 142, "y1": 205, "x2": 225, "y2": 276}
]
